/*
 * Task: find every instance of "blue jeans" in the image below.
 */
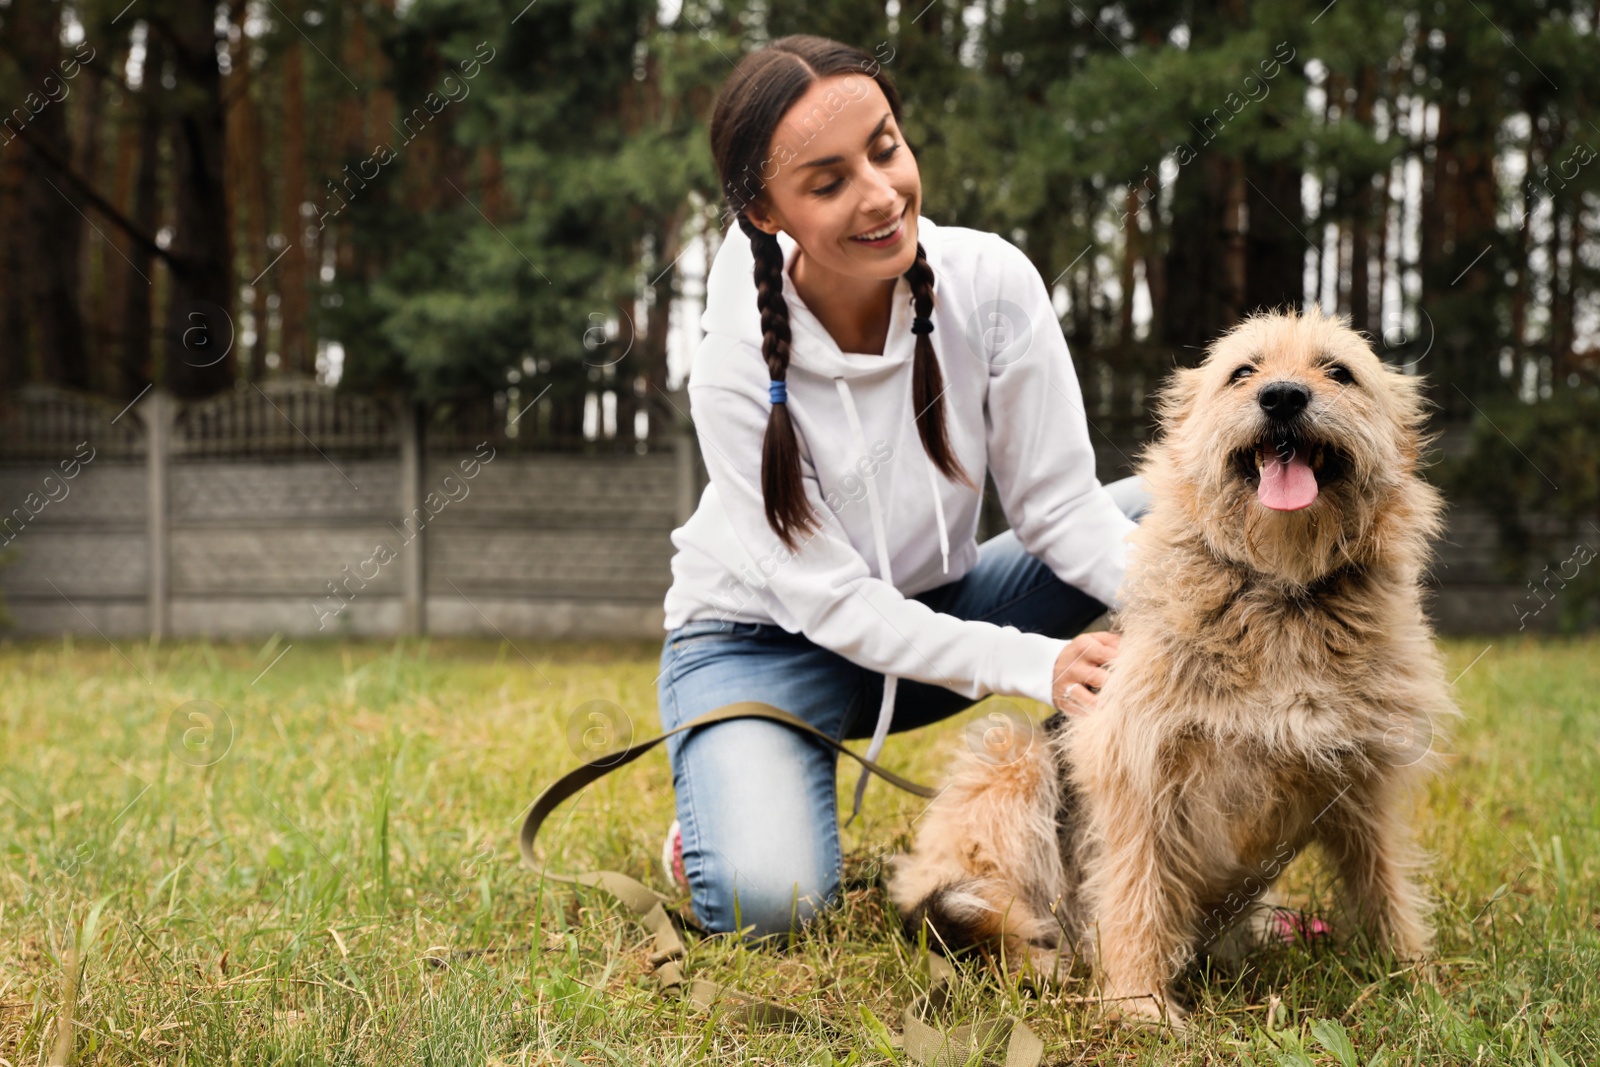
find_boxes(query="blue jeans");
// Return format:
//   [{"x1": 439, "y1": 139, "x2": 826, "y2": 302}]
[{"x1": 656, "y1": 476, "x2": 1151, "y2": 939}]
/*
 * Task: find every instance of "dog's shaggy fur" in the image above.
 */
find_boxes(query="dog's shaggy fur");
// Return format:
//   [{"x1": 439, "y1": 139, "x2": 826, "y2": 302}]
[{"x1": 887, "y1": 308, "x2": 1459, "y2": 1027}]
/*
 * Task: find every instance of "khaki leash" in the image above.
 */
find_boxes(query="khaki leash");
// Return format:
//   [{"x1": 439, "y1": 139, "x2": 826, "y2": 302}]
[
  {"x1": 517, "y1": 699, "x2": 1044, "y2": 1064},
  {"x1": 903, "y1": 954, "x2": 1046, "y2": 1067}
]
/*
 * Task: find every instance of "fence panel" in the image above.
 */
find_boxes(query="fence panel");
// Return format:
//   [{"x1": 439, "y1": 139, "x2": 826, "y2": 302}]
[{"x1": 0, "y1": 387, "x2": 150, "y2": 633}]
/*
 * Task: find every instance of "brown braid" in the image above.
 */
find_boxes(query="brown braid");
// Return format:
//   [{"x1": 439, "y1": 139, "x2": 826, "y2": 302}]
[
  {"x1": 742, "y1": 216, "x2": 819, "y2": 549},
  {"x1": 904, "y1": 242, "x2": 974, "y2": 490}
]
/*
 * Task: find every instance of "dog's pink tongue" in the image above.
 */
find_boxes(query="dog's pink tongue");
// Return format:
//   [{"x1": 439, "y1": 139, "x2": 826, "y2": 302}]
[{"x1": 1258, "y1": 452, "x2": 1318, "y2": 511}]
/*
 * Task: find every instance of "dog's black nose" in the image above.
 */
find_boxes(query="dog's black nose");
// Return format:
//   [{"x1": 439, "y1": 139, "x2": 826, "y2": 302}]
[{"x1": 1258, "y1": 381, "x2": 1310, "y2": 421}]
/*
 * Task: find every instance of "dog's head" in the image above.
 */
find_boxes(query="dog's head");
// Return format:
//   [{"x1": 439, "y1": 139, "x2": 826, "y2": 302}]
[{"x1": 1143, "y1": 308, "x2": 1442, "y2": 587}]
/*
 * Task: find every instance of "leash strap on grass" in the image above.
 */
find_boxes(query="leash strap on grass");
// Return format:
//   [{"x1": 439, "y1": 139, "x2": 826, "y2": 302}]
[
  {"x1": 518, "y1": 700, "x2": 1040, "y2": 1064},
  {"x1": 902, "y1": 954, "x2": 1044, "y2": 1067},
  {"x1": 518, "y1": 699, "x2": 935, "y2": 873},
  {"x1": 531, "y1": 867, "x2": 814, "y2": 1030}
]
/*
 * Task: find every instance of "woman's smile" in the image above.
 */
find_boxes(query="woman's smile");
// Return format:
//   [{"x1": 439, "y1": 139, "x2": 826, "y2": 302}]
[{"x1": 848, "y1": 204, "x2": 908, "y2": 248}]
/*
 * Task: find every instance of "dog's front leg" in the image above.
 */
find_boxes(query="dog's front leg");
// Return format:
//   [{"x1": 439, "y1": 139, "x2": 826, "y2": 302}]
[
  {"x1": 1085, "y1": 812, "x2": 1195, "y2": 1028},
  {"x1": 1319, "y1": 783, "x2": 1433, "y2": 962}
]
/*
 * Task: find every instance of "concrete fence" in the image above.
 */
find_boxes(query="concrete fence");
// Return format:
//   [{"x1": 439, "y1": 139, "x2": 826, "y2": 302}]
[
  {"x1": 0, "y1": 382, "x2": 698, "y2": 640},
  {"x1": 0, "y1": 381, "x2": 1580, "y2": 640}
]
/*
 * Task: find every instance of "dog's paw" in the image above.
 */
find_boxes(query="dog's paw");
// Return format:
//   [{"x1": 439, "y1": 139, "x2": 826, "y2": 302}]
[
  {"x1": 1099, "y1": 987, "x2": 1188, "y2": 1035},
  {"x1": 1019, "y1": 945, "x2": 1083, "y2": 990}
]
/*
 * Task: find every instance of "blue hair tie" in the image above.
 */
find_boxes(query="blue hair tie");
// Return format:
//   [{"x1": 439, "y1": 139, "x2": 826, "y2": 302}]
[{"x1": 769, "y1": 380, "x2": 787, "y2": 405}]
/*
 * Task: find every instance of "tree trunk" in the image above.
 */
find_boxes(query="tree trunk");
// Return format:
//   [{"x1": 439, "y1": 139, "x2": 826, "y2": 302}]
[
  {"x1": 104, "y1": 111, "x2": 138, "y2": 398},
  {"x1": 1243, "y1": 157, "x2": 1303, "y2": 318},
  {"x1": 1119, "y1": 186, "x2": 1138, "y2": 345},
  {"x1": 76, "y1": 49, "x2": 108, "y2": 392},
  {"x1": 643, "y1": 204, "x2": 686, "y2": 398},
  {"x1": 1547, "y1": 186, "x2": 1575, "y2": 383},
  {"x1": 1349, "y1": 65, "x2": 1377, "y2": 337},
  {"x1": 278, "y1": 34, "x2": 311, "y2": 377},
  {"x1": 17, "y1": 2, "x2": 89, "y2": 389},
  {"x1": 1509, "y1": 143, "x2": 1533, "y2": 371},
  {"x1": 120, "y1": 35, "x2": 165, "y2": 398},
  {"x1": 1375, "y1": 158, "x2": 1394, "y2": 350},
  {"x1": 162, "y1": 3, "x2": 235, "y2": 399},
  {"x1": 1163, "y1": 152, "x2": 1237, "y2": 355},
  {"x1": 1422, "y1": 75, "x2": 1504, "y2": 413},
  {"x1": 224, "y1": 14, "x2": 272, "y2": 382},
  {"x1": 0, "y1": 150, "x2": 30, "y2": 388}
]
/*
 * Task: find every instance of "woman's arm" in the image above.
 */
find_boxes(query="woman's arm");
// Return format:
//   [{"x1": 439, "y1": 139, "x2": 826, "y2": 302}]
[
  {"x1": 979, "y1": 237, "x2": 1139, "y2": 611},
  {"x1": 687, "y1": 347, "x2": 1068, "y2": 706}
]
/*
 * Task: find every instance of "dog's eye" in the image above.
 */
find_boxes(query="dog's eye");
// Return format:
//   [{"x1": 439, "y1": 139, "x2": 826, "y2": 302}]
[
  {"x1": 1326, "y1": 364, "x2": 1354, "y2": 385},
  {"x1": 1229, "y1": 365, "x2": 1256, "y2": 383}
]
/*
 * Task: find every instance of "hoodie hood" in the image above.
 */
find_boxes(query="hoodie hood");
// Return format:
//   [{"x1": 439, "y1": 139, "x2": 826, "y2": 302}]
[{"x1": 699, "y1": 215, "x2": 947, "y2": 383}]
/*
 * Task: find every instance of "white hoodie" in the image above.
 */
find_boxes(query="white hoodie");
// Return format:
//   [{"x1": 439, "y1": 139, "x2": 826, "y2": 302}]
[{"x1": 662, "y1": 213, "x2": 1137, "y2": 756}]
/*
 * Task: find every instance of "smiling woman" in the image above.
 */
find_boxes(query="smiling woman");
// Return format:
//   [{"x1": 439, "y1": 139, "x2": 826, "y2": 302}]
[{"x1": 707, "y1": 39, "x2": 961, "y2": 543}]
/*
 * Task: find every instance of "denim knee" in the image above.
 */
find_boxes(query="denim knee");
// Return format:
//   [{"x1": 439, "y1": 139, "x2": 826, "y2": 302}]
[
  {"x1": 687, "y1": 815, "x2": 839, "y2": 938},
  {"x1": 671, "y1": 717, "x2": 844, "y2": 940}
]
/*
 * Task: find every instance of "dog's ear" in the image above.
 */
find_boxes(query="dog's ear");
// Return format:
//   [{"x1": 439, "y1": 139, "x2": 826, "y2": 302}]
[
  {"x1": 1379, "y1": 364, "x2": 1430, "y2": 425},
  {"x1": 1152, "y1": 366, "x2": 1205, "y2": 432},
  {"x1": 1376, "y1": 362, "x2": 1434, "y2": 467}
]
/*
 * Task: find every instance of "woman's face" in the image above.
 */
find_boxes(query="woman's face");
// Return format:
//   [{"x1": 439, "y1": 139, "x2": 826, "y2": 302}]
[{"x1": 743, "y1": 74, "x2": 921, "y2": 283}]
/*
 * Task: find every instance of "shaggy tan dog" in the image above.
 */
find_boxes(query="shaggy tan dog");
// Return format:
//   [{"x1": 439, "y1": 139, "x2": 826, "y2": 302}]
[{"x1": 887, "y1": 308, "x2": 1458, "y2": 1028}]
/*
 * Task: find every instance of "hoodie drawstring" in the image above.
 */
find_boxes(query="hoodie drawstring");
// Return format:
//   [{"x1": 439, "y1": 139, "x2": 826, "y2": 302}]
[
  {"x1": 924, "y1": 449, "x2": 951, "y2": 577},
  {"x1": 834, "y1": 376, "x2": 899, "y2": 823},
  {"x1": 834, "y1": 378, "x2": 895, "y2": 589}
]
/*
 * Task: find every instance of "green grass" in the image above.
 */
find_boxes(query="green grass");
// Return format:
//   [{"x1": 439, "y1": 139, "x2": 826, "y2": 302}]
[{"x1": 1, "y1": 634, "x2": 1595, "y2": 1065}]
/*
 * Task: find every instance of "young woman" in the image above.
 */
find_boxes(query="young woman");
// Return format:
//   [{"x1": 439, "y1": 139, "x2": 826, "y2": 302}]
[{"x1": 657, "y1": 34, "x2": 1150, "y2": 939}]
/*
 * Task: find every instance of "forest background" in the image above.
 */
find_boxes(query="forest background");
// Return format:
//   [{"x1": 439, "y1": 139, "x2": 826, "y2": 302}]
[{"x1": 2, "y1": 0, "x2": 1597, "y2": 605}]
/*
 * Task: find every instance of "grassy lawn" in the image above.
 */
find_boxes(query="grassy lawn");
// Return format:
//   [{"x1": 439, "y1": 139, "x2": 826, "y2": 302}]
[{"x1": 1, "y1": 634, "x2": 1595, "y2": 1065}]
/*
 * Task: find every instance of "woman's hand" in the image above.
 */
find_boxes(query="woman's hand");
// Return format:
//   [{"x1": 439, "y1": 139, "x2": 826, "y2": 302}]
[{"x1": 1051, "y1": 631, "x2": 1121, "y2": 714}]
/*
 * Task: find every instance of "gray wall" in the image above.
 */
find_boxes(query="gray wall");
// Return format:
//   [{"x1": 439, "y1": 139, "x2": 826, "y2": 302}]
[
  {"x1": 0, "y1": 451, "x2": 686, "y2": 639},
  {"x1": 0, "y1": 384, "x2": 688, "y2": 640}
]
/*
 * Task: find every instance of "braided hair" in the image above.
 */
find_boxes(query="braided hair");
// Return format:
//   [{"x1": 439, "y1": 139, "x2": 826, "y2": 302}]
[{"x1": 712, "y1": 35, "x2": 973, "y2": 551}]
